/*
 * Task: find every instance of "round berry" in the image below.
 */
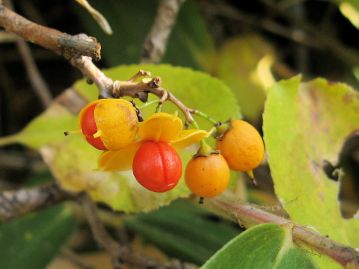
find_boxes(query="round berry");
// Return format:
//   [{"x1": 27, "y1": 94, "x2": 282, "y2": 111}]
[
  {"x1": 185, "y1": 153, "x2": 229, "y2": 198},
  {"x1": 132, "y1": 141, "x2": 182, "y2": 192},
  {"x1": 217, "y1": 120, "x2": 264, "y2": 172},
  {"x1": 79, "y1": 99, "x2": 139, "y2": 150}
]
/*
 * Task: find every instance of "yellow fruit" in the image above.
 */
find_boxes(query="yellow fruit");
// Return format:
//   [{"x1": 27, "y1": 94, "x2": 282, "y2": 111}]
[{"x1": 217, "y1": 120, "x2": 264, "y2": 172}]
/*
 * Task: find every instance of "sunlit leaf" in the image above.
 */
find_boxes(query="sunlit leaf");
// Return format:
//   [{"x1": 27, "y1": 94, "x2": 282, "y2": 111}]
[{"x1": 263, "y1": 76, "x2": 359, "y2": 250}]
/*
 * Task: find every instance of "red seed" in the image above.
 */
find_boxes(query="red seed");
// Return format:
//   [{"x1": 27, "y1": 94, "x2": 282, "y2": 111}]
[
  {"x1": 132, "y1": 141, "x2": 182, "y2": 192},
  {"x1": 80, "y1": 103, "x2": 107, "y2": 150}
]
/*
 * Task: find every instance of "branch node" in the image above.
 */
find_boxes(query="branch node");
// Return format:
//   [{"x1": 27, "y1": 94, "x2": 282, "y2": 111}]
[
  {"x1": 148, "y1": 76, "x2": 162, "y2": 88},
  {"x1": 112, "y1": 80, "x2": 122, "y2": 98}
]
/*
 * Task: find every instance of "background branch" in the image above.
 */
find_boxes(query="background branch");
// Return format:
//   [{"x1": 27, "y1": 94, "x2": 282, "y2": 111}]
[
  {"x1": 2, "y1": 182, "x2": 358, "y2": 268},
  {"x1": 2, "y1": 0, "x2": 52, "y2": 107},
  {"x1": 16, "y1": 39, "x2": 52, "y2": 107},
  {"x1": 78, "y1": 193, "x2": 125, "y2": 269},
  {"x1": 140, "y1": 0, "x2": 186, "y2": 63},
  {"x1": 0, "y1": 182, "x2": 74, "y2": 222},
  {"x1": 78, "y1": 193, "x2": 195, "y2": 269},
  {"x1": 208, "y1": 198, "x2": 359, "y2": 268},
  {"x1": 203, "y1": 1, "x2": 359, "y2": 66}
]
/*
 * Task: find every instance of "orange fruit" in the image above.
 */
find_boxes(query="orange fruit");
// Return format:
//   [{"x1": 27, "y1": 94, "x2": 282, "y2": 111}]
[
  {"x1": 185, "y1": 153, "x2": 229, "y2": 198},
  {"x1": 217, "y1": 120, "x2": 264, "y2": 172}
]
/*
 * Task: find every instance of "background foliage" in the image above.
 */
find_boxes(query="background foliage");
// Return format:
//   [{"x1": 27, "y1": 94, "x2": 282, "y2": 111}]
[{"x1": 0, "y1": 0, "x2": 358, "y2": 268}]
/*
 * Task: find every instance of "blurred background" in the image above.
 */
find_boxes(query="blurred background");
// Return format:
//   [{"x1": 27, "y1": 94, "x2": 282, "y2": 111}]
[{"x1": 0, "y1": 0, "x2": 358, "y2": 268}]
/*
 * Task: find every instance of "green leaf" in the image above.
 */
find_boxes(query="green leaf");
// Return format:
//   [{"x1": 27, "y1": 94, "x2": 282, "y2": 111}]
[
  {"x1": 0, "y1": 205, "x2": 75, "y2": 269},
  {"x1": 202, "y1": 223, "x2": 316, "y2": 269},
  {"x1": 338, "y1": 0, "x2": 359, "y2": 29},
  {"x1": 263, "y1": 76, "x2": 359, "y2": 249},
  {"x1": 1, "y1": 64, "x2": 240, "y2": 212},
  {"x1": 124, "y1": 200, "x2": 240, "y2": 264},
  {"x1": 0, "y1": 104, "x2": 77, "y2": 149},
  {"x1": 72, "y1": 0, "x2": 215, "y2": 69},
  {"x1": 216, "y1": 36, "x2": 275, "y2": 122}
]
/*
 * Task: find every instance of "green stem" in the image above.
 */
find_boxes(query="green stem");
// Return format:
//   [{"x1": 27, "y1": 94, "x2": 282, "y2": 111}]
[
  {"x1": 207, "y1": 127, "x2": 216, "y2": 138},
  {"x1": 197, "y1": 139, "x2": 215, "y2": 156},
  {"x1": 192, "y1": 110, "x2": 218, "y2": 125},
  {"x1": 138, "y1": 99, "x2": 161, "y2": 110},
  {"x1": 0, "y1": 134, "x2": 18, "y2": 146},
  {"x1": 191, "y1": 118, "x2": 200, "y2": 129}
]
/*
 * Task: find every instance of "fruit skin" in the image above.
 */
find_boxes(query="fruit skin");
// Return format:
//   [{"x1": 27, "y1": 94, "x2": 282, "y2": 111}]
[
  {"x1": 185, "y1": 154, "x2": 230, "y2": 198},
  {"x1": 79, "y1": 99, "x2": 138, "y2": 150},
  {"x1": 80, "y1": 102, "x2": 107, "y2": 150},
  {"x1": 217, "y1": 120, "x2": 264, "y2": 172},
  {"x1": 132, "y1": 141, "x2": 182, "y2": 192}
]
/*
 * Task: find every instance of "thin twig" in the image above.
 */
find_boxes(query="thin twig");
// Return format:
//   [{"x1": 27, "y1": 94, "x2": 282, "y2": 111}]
[
  {"x1": 16, "y1": 40, "x2": 52, "y2": 107},
  {"x1": 261, "y1": 0, "x2": 359, "y2": 66},
  {"x1": 0, "y1": 4, "x2": 101, "y2": 60},
  {"x1": 140, "y1": 0, "x2": 186, "y2": 63},
  {"x1": 78, "y1": 193, "x2": 125, "y2": 269},
  {"x1": 78, "y1": 193, "x2": 188, "y2": 269},
  {"x1": 201, "y1": 1, "x2": 319, "y2": 49},
  {"x1": 70, "y1": 56, "x2": 195, "y2": 123},
  {"x1": 3, "y1": 0, "x2": 52, "y2": 107},
  {"x1": 202, "y1": 1, "x2": 359, "y2": 66},
  {"x1": 0, "y1": 149, "x2": 45, "y2": 171},
  {"x1": 0, "y1": 182, "x2": 74, "y2": 222},
  {"x1": 0, "y1": 30, "x2": 15, "y2": 42},
  {"x1": 60, "y1": 248, "x2": 95, "y2": 269},
  {"x1": 208, "y1": 198, "x2": 359, "y2": 268}
]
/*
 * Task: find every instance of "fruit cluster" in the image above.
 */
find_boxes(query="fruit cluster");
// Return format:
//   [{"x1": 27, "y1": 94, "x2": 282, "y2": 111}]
[{"x1": 76, "y1": 98, "x2": 264, "y2": 199}]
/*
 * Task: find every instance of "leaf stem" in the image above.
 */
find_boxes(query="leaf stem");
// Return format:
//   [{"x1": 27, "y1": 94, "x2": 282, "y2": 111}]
[
  {"x1": 207, "y1": 127, "x2": 217, "y2": 138},
  {"x1": 192, "y1": 110, "x2": 218, "y2": 125},
  {"x1": 138, "y1": 99, "x2": 160, "y2": 110},
  {"x1": 191, "y1": 117, "x2": 200, "y2": 129}
]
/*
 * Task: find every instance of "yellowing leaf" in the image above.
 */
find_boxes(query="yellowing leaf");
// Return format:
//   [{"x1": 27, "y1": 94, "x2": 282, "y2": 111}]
[{"x1": 263, "y1": 76, "x2": 359, "y2": 250}]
